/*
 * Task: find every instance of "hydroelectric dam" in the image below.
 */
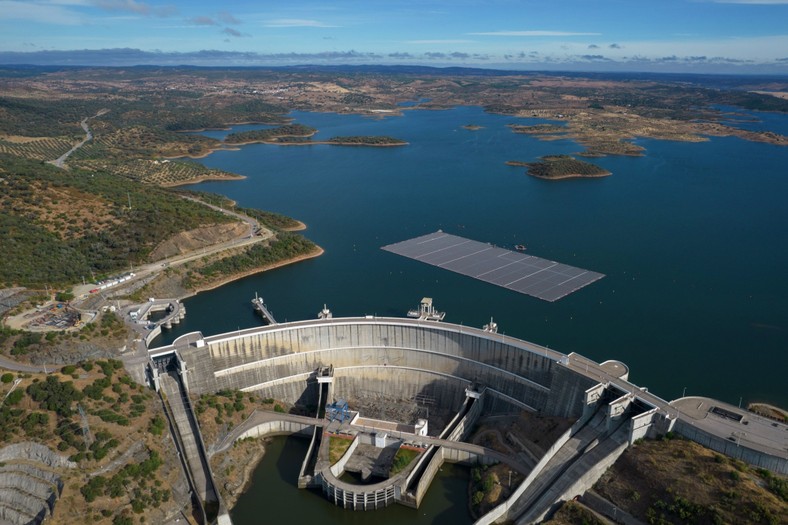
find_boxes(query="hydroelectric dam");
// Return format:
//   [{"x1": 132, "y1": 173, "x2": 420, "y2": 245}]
[{"x1": 146, "y1": 314, "x2": 788, "y2": 525}]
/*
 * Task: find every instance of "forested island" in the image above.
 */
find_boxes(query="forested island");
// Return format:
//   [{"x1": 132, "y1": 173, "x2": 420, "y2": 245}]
[
  {"x1": 326, "y1": 135, "x2": 407, "y2": 146},
  {"x1": 224, "y1": 127, "x2": 406, "y2": 147},
  {"x1": 509, "y1": 155, "x2": 611, "y2": 180},
  {"x1": 224, "y1": 124, "x2": 316, "y2": 144}
]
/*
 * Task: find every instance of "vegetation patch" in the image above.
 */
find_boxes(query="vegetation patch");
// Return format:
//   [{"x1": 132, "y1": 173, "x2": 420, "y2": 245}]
[
  {"x1": 182, "y1": 231, "x2": 318, "y2": 289},
  {"x1": 328, "y1": 435, "x2": 354, "y2": 464},
  {"x1": 224, "y1": 124, "x2": 316, "y2": 144},
  {"x1": 236, "y1": 206, "x2": 303, "y2": 231},
  {"x1": 80, "y1": 449, "x2": 168, "y2": 514},
  {"x1": 194, "y1": 389, "x2": 287, "y2": 445},
  {"x1": 389, "y1": 446, "x2": 420, "y2": 475},
  {"x1": 0, "y1": 136, "x2": 75, "y2": 161},
  {"x1": 516, "y1": 155, "x2": 611, "y2": 180},
  {"x1": 73, "y1": 158, "x2": 243, "y2": 186},
  {"x1": 0, "y1": 360, "x2": 178, "y2": 524},
  {"x1": 594, "y1": 436, "x2": 787, "y2": 525},
  {"x1": 509, "y1": 123, "x2": 568, "y2": 136},
  {"x1": 470, "y1": 465, "x2": 503, "y2": 513},
  {"x1": 0, "y1": 154, "x2": 232, "y2": 287},
  {"x1": 748, "y1": 403, "x2": 788, "y2": 423},
  {"x1": 326, "y1": 135, "x2": 406, "y2": 146},
  {"x1": 543, "y1": 500, "x2": 605, "y2": 525}
]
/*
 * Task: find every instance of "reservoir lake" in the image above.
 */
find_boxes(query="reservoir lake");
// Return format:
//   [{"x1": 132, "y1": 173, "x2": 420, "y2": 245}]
[{"x1": 155, "y1": 105, "x2": 788, "y2": 522}]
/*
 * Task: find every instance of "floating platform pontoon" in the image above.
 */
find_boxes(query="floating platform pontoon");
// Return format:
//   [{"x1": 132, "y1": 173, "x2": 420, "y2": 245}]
[{"x1": 382, "y1": 231, "x2": 604, "y2": 302}]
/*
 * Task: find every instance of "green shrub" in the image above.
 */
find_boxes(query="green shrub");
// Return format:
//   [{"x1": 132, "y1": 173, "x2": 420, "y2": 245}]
[
  {"x1": 112, "y1": 513, "x2": 133, "y2": 525},
  {"x1": 472, "y1": 491, "x2": 484, "y2": 505},
  {"x1": 27, "y1": 375, "x2": 82, "y2": 415},
  {"x1": 55, "y1": 291, "x2": 74, "y2": 302},
  {"x1": 5, "y1": 389, "x2": 23, "y2": 405},
  {"x1": 765, "y1": 474, "x2": 787, "y2": 502},
  {"x1": 148, "y1": 414, "x2": 165, "y2": 436},
  {"x1": 94, "y1": 409, "x2": 129, "y2": 426},
  {"x1": 81, "y1": 476, "x2": 106, "y2": 502},
  {"x1": 0, "y1": 373, "x2": 12, "y2": 384},
  {"x1": 21, "y1": 412, "x2": 49, "y2": 437},
  {"x1": 482, "y1": 474, "x2": 495, "y2": 493}
]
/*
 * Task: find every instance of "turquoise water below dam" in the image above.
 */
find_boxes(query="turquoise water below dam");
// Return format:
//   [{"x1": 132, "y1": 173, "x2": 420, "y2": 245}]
[{"x1": 230, "y1": 437, "x2": 472, "y2": 524}]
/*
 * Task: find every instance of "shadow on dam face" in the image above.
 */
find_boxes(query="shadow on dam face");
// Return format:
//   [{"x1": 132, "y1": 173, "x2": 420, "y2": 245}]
[{"x1": 173, "y1": 319, "x2": 595, "y2": 422}]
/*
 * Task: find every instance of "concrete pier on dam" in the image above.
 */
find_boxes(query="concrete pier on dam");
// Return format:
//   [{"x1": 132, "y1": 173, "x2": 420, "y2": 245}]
[{"x1": 147, "y1": 316, "x2": 788, "y2": 524}]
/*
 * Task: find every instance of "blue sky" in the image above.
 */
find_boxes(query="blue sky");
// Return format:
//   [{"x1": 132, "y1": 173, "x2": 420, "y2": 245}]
[{"x1": 1, "y1": 0, "x2": 787, "y2": 73}]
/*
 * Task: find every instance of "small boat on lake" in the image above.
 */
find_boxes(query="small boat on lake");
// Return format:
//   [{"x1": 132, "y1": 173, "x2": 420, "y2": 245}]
[{"x1": 514, "y1": 244, "x2": 527, "y2": 252}]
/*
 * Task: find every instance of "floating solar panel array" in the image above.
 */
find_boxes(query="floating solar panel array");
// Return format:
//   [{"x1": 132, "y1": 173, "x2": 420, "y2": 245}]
[{"x1": 381, "y1": 231, "x2": 604, "y2": 302}]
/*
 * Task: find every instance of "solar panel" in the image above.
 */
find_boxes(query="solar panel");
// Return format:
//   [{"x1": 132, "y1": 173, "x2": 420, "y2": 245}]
[{"x1": 381, "y1": 231, "x2": 604, "y2": 302}]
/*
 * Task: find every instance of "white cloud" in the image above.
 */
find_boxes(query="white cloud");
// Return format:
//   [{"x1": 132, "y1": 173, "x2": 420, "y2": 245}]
[
  {"x1": 190, "y1": 16, "x2": 217, "y2": 26},
  {"x1": 264, "y1": 18, "x2": 337, "y2": 28},
  {"x1": 217, "y1": 11, "x2": 240, "y2": 25},
  {"x1": 604, "y1": 34, "x2": 788, "y2": 61},
  {"x1": 469, "y1": 30, "x2": 602, "y2": 37},
  {"x1": 92, "y1": 0, "x2": 150, "y2": 14},
  {"x1": 40, "y1": 0, "x2": 91, "y2": 5},
  {"x1": 406, "y1": 39, "x2": 475, "y2": 45},
  {"x1": 497, "y1": 33, "x2": 788, "y2": 63},
  {"x1": 91, "y1": 0, "x2": 176, "y2": 17},
  {"x1": 0, "y1": 1, "x2": 83, "y2": 24}
]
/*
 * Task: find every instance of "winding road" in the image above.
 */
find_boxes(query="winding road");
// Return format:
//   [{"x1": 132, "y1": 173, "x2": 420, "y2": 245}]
[{"x1": 48, "y1": 110, "x2": 107, "y2": 169}]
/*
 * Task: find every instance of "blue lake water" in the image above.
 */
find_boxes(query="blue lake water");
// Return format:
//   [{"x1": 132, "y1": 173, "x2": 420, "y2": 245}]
[
  {"x1": 157, "y1": 105, "x2": 788, "y2": 524},
  {"x1": 160, "y1": 105, "x2": 788, "y2": 409}
]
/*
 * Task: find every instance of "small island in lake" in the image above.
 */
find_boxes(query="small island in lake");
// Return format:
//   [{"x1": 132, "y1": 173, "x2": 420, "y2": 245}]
[
  {"x1": 224, "y1": 124, "x2": 317, "y2": 144},
  {"x1": 462, "y1": 124, "x2": 484, "y2": 131},
  {"x1": 326, "y1": 135, "x2": 407, "y2": 146},
  {"x1": 508, "y1": 155, "x2": 611, "y2": 180},
  {"x1": 224, "y1": 126, "x2": 407, "y2": 147}
]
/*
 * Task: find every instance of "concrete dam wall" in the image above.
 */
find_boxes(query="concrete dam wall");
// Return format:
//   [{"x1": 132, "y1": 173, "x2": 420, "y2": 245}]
[
  {"x1": 169, "y1": 318, "x2": 598, "y2": 420},
  {"x1": 149, "y1": 316, "x2": 788, "y2": 522}
]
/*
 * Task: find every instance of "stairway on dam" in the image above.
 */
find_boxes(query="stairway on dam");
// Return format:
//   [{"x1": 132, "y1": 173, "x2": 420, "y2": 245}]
[
  {"x1": 160, "y1": 372, "x2": 229, "y2": 525},
  {"x1": 498, "y1": 407, "x2": 630, "y2": 524}
]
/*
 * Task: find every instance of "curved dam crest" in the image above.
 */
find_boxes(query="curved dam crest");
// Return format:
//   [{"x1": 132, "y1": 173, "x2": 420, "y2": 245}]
[{"x1": 148, "y1": 316, "x2": 788, "y2": 524}]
